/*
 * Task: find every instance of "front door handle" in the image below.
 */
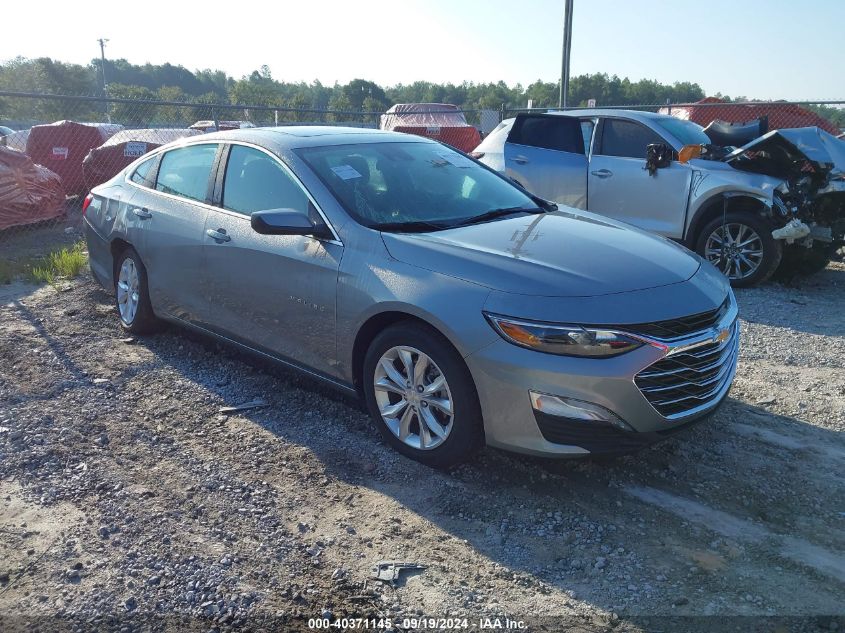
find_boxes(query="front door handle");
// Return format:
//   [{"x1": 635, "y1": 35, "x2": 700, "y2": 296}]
[
  {"x1": 206, "y1": 228, "x2": 231, "y2": 243},
  {"x1": 511, "y1": 155, "x2": 530, "y2": 165},
  {"x1": 132, "y1": 207, "x2": 152, "y2": 219},
  {"x1": 590, "y1": 169, "x2": 613, "y2": 178}
]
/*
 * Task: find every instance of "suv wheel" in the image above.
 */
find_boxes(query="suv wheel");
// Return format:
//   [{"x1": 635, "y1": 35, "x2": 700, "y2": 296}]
[
  {"x1": 696, "y1": 213, "x2": 782, "y2": 287},
  {"x1": 114, "y1": 247, "x2": 159, "y2": 334},
  {"x1": 363, "y1": 322, "x2": 484, "y2": 469}
]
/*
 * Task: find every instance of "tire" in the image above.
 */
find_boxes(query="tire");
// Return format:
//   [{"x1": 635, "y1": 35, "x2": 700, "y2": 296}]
[
  {"x1": 113, "y1": 246, "x2": 159, "y2": 334},
  {"x1": 695, "y1": 213, "x2": 782, "y2": 287},
  {"x1": 362, "y1": 322, "x2": 484, "y2": 469}
]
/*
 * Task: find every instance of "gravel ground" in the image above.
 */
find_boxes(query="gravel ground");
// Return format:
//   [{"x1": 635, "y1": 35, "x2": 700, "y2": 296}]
[{"x1": 0, "y1": 261, "x2": 843, "y2": 632}]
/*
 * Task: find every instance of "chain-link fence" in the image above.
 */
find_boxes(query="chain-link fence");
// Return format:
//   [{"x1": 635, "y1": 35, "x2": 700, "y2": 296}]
[{"x1": 1, "y1": 90, "x2": 843, "y2": 283}]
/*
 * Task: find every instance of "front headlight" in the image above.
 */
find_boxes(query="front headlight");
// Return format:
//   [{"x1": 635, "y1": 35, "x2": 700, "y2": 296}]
[{"x1": 484, "y1": 313, "x2": 646, "y2": 358}]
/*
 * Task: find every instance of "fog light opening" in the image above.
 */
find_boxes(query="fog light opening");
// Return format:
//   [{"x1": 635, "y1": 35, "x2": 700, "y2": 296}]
[{"x1": 529, "y1": 391, "x2": 633, "y2": 431}]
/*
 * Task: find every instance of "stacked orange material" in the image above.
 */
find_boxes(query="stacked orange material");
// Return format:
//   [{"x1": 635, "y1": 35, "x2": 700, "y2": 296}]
[{"x1": 0, "y1": 146, "x2": 65, "y2": 231}]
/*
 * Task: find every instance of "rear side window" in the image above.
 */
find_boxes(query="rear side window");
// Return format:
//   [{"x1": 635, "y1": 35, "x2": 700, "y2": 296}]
[
  {"x1": 507, "y1": 115, "x2": 584, "y2": 154},
  {"x1": 599, "y1": 119, "x2": 665, "y2": 159},
  {"x1": 222, "y1": 145, "x2": 310, "y2": 215},
  {"x1": 130, "y1": 156, "x2": 156, "y2": 188},
  {"x1": 155, "y1": 144, "x2": 217, "y2": 202}
]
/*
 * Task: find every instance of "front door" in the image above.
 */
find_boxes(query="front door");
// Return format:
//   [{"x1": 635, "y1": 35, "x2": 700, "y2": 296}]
[
  {"x1": 202, "y1": 144, "x2": 342, "y2": 377},
  {"x1": 502, "y1": 114, "x2": 588, "y2": 209},
  {"x1": 587, "y1": 118, "x2": 691, "y2": 238}
]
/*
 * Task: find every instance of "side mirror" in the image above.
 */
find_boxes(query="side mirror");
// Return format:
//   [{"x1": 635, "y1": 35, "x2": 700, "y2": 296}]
[
  {"x1": 251, "y1": 208, "x2": 332, "y2": 239},
  {"x1": 645, "y1": 143, "x2": 673, "y2": 175}
]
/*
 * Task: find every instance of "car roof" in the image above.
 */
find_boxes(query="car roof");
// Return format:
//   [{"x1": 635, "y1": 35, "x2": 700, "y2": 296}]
[
  {"x1": 503, "y1": 109, "x2": 673, "y2": 125},
  {"x1": 190, "y1": 126, "x2": 432, "y2": 151},
  {"x1": 548, "y1": 108, "x2": 672, "y2": 122}
]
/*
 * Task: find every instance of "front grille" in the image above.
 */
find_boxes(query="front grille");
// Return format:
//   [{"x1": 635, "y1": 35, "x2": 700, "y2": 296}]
[
  {"x1": 635, "y1": 321, "x2": 738, "y2": 419},
  {"x1": 622, "y1": 298, "x2": 729, "y2": 340}
]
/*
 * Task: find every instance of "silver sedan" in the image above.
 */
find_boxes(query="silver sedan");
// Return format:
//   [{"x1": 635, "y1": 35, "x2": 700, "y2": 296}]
[{"x1": 83, "y1": 127, "x2": 738, "y2": 468}]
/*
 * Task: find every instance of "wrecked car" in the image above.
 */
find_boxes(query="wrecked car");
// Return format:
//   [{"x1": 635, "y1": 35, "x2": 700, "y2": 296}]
[{"x1": 473, "y1": 109, "x2": 844, "y2": 286}]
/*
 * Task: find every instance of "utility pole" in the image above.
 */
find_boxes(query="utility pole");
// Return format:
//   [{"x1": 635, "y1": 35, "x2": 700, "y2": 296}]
[
  {"x1": 559, "y1": 0, "x2": 574, "y2": 109},
  {"x1": 97, "y1": 38, "x2": 111, "y2": 122}
]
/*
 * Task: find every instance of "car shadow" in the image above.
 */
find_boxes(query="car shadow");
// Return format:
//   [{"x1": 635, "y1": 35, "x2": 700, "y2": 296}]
[
  {"x1": 24, "y1": 279, "x2": 835, "y2": 627},
  {"x1": 733, "y1": 264, "x2": 845, "y2": 337},
  {"x1": 107, "y1": 302, "x2": 845, "y2": 624}
]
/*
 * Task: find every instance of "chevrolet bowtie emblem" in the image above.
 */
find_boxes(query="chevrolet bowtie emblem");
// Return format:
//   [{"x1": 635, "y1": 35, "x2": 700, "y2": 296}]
[{"x1": 714, "y1": 328, "x2": 730, "y2": 344}]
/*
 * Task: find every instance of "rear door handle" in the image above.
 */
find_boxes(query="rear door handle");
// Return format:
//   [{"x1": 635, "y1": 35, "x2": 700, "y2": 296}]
[
  {"x1": 132, "y1": 207, "x2": 152, "y2": 219},
  {"x1": 206, "y1": 228, "x2": 231, "y2": 243},
  {"x1": 590, "y1": 169, "x2": 613, "y2": 178},
  {"x1": 511, "y1": 155, "x2": 530, "y2": 164}
]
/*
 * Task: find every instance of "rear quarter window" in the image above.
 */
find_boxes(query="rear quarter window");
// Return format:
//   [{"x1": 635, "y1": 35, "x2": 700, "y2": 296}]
[{"x1": 508, "y1": 115, "x2": 584, "y2": 154}]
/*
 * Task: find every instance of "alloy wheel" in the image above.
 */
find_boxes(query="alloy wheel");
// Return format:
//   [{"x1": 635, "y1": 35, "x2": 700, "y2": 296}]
[
  {"x1": 704, "y1": 222, "x2": 765, "y2": 281},
  {"x1": 117, "y1": 257, "x2": 140, "y2": 325},
  {"x1": 373, "y1": 346, "x2": 454, "y2": 451}
]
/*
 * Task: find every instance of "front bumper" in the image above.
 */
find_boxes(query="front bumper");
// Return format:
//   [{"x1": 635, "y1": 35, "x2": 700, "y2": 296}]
[{"x1": 465, "y1": 302, "x2": 738, "y2": 457}]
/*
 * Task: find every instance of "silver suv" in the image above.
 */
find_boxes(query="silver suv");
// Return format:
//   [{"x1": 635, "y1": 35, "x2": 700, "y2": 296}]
[{"x1": 474, "y1": 110, "x2": 844, "y2": 286}]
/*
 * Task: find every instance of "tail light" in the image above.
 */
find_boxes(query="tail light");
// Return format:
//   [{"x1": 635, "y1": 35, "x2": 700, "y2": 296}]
[
  {"x1": 81, "y1": 194, "x2": 93, "y2": 216},
  {"x1": 470, "y1": 151, "x2": 485, "y2": 159}
]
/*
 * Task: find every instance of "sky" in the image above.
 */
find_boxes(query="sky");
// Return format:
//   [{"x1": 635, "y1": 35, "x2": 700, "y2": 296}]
[{"x1": 2, "y1": 0, "x2": 841, "y2": 101}]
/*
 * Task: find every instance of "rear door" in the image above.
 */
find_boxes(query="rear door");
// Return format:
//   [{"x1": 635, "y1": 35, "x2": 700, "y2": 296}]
[
  {"x1": 503, "y1": 114, "x2": 588, "y2": 208},
  {"x1": 588, "y1": 118, "x2": 691, "y2": 238},
  {"x1": 133, "y1": 142, "x2": 220, "y2": 325},
  {"x1": 202, "y1": 143, "x2": 342, "y2": 377}
]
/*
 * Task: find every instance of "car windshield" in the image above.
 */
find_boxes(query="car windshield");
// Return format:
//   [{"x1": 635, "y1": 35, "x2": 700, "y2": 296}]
[
  {"x1": 297, "y1": 141, "x2": 542, "y2": 231},
  {"x1": 652, "y1": 117, "x2": 711, "y2": 146}
]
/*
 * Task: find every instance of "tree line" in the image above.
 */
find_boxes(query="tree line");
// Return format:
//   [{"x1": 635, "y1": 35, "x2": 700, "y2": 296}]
[{"x1": 0, "y1": 56, "x2": 841, "y2": 128}]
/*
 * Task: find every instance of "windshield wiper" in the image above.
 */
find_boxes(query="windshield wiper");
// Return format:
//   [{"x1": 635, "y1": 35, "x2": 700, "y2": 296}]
[
  {"x1": 373, "y1": 220, "x2": 452, "y2": 233},
  {"x1": 451, "y1": 206, "x2": 545, "y2": 228}
]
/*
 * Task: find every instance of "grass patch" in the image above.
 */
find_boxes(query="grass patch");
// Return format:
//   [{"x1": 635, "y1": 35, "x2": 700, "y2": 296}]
[{"x1": 29, "y1": 242, "x2": 88, "y2": 285}]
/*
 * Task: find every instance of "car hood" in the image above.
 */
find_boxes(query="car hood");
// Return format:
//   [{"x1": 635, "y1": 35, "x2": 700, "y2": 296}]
[
  {"x1": 380, "y1": 210, "x2": 701, "y2": 298},
  {"x1": 725, "y1": 127, "x2": 845, "y2": 180}
]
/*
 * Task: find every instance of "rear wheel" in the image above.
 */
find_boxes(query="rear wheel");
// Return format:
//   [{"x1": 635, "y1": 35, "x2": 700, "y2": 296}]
[
  {"x1": 696, "y1": 213, "x2": 782, "y2": 287},
  {"x1": 114, "y1": 247, "x2": 159, "y2": 334},
  {"x1": 363, "y1": 322, "x2": 484, "y2": 469}
]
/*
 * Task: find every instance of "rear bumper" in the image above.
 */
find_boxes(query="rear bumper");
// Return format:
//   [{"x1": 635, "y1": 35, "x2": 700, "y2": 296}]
[{"x1": 83, "y1": 216, "x2": 112, "y2": 289}]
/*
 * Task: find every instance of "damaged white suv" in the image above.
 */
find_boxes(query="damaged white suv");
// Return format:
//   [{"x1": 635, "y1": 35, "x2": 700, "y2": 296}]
[{"x1": 474, "y1": 109, "x2": 844, "y2": 286}]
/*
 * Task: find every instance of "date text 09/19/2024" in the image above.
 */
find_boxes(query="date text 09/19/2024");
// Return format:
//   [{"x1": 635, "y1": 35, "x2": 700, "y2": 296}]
[{"x1": 307, "y1": 617, "x2": 528, "y2": 630}]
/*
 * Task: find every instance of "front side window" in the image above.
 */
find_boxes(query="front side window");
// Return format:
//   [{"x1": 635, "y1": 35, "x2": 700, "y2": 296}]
[
  {"x1": 222, "y1": 145, "x2": 309, "y2": 215},
  {"x1": 130, "y1": 156, "x2": 156, "y2": 188},
  {"x1": 155, "y1": 144, "x2": 217, "y2": 202},
  {"x1": 599, "y1": 119, "x2": 666, "y2": 159},
  {"x1": 652, "y1": 117, "x2": 711, "y2": 146},
  {"x1": 298, "y1": 141, "x2": 542, "y2": 230},
  {"x1": 508, "y1": 115, "x2": 584, "y2": 153}
]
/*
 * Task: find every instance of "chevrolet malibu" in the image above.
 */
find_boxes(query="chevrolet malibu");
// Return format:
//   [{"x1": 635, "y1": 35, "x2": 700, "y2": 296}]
[{"x1": 83, "y1": 127, "x2": 739, "y2": 468}]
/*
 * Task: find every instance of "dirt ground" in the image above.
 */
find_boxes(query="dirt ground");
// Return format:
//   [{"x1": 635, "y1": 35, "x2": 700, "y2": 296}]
[{"x1": 0, "y1": 259, "x2": 843, "y2": 632}]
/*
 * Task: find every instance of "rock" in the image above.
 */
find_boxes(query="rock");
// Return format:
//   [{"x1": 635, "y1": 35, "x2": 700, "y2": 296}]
[
  {"x1": 673, "y1": 597, "x2": 689, "y2": 606},
  {"x1": 94, "y1": 434, "x2": 109, "y2": 447},
  {"x1": 66, "y1": 569, "x2": 80, "y2": 581},
  {"x1": 147, "y1": 575, "x2": 161, "y2": 585},
  {"x1": 124, "y1": 596, "x2": 137, "y2": 611},
  {"x1": 98, "y1": 526, "x2": 110, "y2": 539},
  {"x1": 0, "y1": 572, "x2": 9, "y2": 583},
  {"x1": 305, "y1": 545, "x2": 322, "y2": 557}
]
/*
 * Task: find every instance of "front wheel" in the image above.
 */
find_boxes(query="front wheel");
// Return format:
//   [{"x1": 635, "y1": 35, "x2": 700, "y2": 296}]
[
  {"x1": 363, "y1": 322, "x2": 484, "y2": 469},
  {"x1": 695, "y1": 213, "x2": 782, "y2": 287}
]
